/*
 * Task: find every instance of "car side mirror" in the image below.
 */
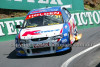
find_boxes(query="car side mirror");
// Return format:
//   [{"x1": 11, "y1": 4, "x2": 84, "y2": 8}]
[{"x1": 16, "y1": 25, "x2": 21, "y2": 28}]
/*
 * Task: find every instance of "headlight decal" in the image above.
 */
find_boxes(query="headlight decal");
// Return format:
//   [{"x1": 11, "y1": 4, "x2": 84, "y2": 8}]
[{"x1": 52, "y1": 35, "x2": 63, "y2": 40}]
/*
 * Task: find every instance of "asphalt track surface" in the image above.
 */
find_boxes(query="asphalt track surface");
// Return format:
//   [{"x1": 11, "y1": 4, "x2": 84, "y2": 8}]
[
  {"x1": 0, "y1": 27, "x2": 100, "y2": 67},
  {"x1": 68, "y1": 45, "x2": 100, "y2": 67}
]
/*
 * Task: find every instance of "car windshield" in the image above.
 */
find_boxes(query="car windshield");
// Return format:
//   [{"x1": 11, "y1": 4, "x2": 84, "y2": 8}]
[{"x1": 23, "y1": 11, "x2": 64, "y2": 28}]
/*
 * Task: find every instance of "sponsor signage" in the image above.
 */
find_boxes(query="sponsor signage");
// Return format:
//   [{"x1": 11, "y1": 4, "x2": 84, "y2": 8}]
[
  {"x1": 0, "y1": 0, "x2": 84, "y2": 11},
  {"x1": 0, "y1": 10, "x2": 100, "y2": 42},
  {"x1": 0, "y1": 17, "x2": 25, "y2": 42},
  {"x1": 71, "y1": 10, "x2": 100, "y2": 29}
]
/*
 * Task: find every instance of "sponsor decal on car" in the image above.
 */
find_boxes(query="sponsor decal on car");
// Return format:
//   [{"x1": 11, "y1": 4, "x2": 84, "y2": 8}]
[
  {"x1": 26, "y1": 11, "x2": 61, "y2": 19},
  {"x1": 33, "y1": 42, "x2": 49, "y2": 48},
  {"x1": 22, "y1": 30, "x2": 40, "y2": 36},
  {"x1": 36, "y1": 29, "x2": 60, "y2": 33},
  {"x1": 22, "y1": 29, "x2": 60, "y2": 36}
]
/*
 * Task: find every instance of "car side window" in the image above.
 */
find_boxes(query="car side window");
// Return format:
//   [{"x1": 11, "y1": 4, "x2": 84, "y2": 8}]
[
  {"x1": 64, "y1": 9, "x2": 71, "y2": 19},
  {"x1": 62, "y1": 8, "x2": 71, "y2": 23}
]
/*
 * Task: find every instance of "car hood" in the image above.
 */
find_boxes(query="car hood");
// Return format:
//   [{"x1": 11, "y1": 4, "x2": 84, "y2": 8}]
[{"x1": 19, "y1": 24, "x2": 63, "y2": 39}]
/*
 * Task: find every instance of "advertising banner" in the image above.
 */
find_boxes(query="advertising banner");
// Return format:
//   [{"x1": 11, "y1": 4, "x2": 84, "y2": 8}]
[
  {"x1": 0, "y1": 10, "x2": 100, "y2": 42},
  {"x1": 0, "y1": 0, "x2": 84, "y2": 11},
  {"x1": 0, "y1": 17, "x2": 25, "y2": 42},
  {"x1": 71, "y1": 10, "x2": 100, "y2": 29}
]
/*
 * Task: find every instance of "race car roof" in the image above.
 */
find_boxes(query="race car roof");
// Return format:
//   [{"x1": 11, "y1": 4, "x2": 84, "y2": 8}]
[{"x1": 27, "y1": 6, "x2": 61, "y2": 15}]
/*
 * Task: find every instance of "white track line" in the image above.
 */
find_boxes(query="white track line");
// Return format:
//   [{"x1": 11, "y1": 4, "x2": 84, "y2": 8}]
[{"x1": 61, "y1": 43, "x2": 100, "y2": 67}]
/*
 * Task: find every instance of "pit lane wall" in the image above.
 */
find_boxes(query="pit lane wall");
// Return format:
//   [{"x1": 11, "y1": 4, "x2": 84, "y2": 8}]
[{"x1": 0, "y1": 10, "x2": 100, "y2": 42}]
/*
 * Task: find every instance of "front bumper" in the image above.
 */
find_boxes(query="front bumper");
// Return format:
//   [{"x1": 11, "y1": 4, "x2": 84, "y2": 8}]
[
  {"x1": 16, "y1": 46, "x2": 70, "y2": 56},
  {"x1": 15, "y1": 36, "x2": 70, "y2": 56}
]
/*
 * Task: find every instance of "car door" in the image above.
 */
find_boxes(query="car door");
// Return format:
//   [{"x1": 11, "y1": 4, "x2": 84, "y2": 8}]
[{"x1": 62, "y1": 8, "x2": 75, "y2": 44}]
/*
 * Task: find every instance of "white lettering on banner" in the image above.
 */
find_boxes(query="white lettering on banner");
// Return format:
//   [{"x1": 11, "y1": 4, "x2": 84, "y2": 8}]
[
  {"x1": 50, "y1": 0, "x2": 63, "y2": 5},
  {"x1": 93, "y1": 11, "x2": 100, "y2": 24},
  {"x1": 38, "y1": 0, "x2": 49, "y2": 4},
  {"x1": 80, "y1": 12, "x2": 87, "y2": 25},
  {"x1": 0, "y1": 22, "x2": 5, "y2": 36},
  {"x1": 14, "y1": 0, "x2": 22, "y2": 2},
  {"x1": 15, "y1": 20, "x2": 24, "y2": 25},
  {"x1": 86, "y1": 12, "x2": 93, "y2": 25},
  {"x1": 98, "y1": 11, "x2": 100, "y2": 15},
  {"x1": 72, "y1": 11, "x2": 100, "y2": 26},
  {"x1": 15, "y1": 20, "x2": 24, "y2": 32},
  {"x1": 27, "y1": 0, "x2": 35, "y2": 3},
  {"x1": 75, "y1": 13, "x2": 83, "y2": 26},
  {"x1": 4, "y1": 21, "x2": 17, "y2": 35},
  {"x1": 9, "y1": 0, "x2": 63, "y2": 5}
]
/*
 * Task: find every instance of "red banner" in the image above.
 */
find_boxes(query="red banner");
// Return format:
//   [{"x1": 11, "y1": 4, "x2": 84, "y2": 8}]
[{"x1": 26, "y1": 11, "x2": 62, "y2": 20}]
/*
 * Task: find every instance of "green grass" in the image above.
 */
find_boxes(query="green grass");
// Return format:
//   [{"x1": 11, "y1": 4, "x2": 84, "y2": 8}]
[
  {"x1": 0, "y1": 9, "x2": 29, "y2": 19},
  {"x1": 84, "y1": 4, "x2": 100, "y2": 10}
]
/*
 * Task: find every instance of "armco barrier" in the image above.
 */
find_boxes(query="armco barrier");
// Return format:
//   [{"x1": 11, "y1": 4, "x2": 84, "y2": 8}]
[{"x1": 0, "y1": 10, "x2": 100, "y2": 42}]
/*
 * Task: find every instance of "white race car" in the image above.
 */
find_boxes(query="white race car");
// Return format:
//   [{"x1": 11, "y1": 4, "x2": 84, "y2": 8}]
[{"x1": 15, "y1": 6, "x2": 81, "y2": 56}]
